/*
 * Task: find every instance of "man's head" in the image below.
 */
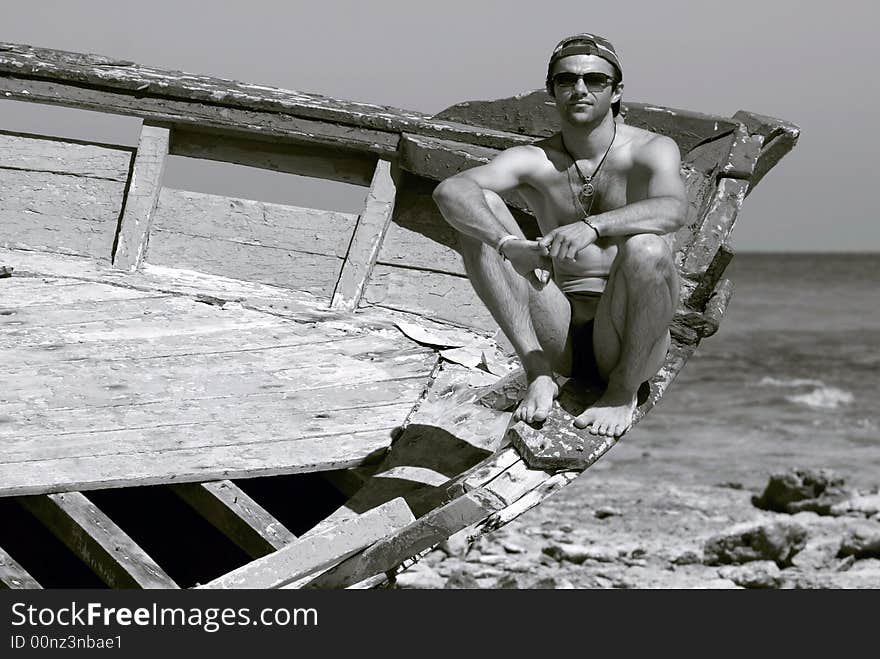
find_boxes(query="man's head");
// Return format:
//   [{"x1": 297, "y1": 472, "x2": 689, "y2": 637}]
[{"x1": 546, "y1": 33, "x2": 623, "y2": 117}]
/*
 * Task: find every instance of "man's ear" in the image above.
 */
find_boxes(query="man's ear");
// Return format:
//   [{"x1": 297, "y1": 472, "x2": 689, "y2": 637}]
[{"x1": 611, "y1": 81, "x2": 624, "y2": 105}]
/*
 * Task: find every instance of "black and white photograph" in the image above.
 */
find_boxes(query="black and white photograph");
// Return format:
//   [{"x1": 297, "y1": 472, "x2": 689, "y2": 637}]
[{"x1": 0, "y1": 0, "x2": 877, "y2": 607}]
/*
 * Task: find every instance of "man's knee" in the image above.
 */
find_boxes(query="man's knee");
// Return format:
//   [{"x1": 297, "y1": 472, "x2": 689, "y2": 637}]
[{"x1": 617, "y1": 234, "x2": 675, "y2": 278}]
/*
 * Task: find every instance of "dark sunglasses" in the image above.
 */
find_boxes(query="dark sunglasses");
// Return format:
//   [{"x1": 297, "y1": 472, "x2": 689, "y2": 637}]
[{"x1": 552, "y1": 72, "x2": 615, "y2": 91}]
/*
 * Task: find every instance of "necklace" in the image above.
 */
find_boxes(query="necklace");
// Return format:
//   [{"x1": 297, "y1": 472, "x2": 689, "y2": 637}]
[{"x1": 560, "y1": 121, "x2": 617, "y2": 211}]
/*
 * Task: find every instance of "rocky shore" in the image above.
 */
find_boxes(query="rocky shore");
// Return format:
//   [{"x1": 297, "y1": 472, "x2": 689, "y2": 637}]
[{"x1": 390, "y1": 468, "x2": 880, "y2": 589}]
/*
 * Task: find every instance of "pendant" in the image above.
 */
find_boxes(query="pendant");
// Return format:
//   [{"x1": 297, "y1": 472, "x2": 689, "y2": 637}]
[{"x1": 579, "y1": 181, "x2": 595, "y2": 201}]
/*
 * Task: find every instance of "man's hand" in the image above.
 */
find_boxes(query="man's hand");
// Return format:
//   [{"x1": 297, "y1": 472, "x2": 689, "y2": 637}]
[
  {"x1": 502, "y1": 239, "x2": 553, "y2": 286},
  {"x1": 539, "y1": 221, "x2": 599, "y2": 260}
]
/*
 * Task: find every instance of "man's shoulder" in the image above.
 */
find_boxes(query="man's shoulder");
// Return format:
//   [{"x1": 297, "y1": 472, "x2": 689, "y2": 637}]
[{"x1": 620, "y1": 125, "x2": 681, "y2": 163}]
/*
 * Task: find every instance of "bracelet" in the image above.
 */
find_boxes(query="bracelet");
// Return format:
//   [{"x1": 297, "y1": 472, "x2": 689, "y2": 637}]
[
  {"x1": 582, "y1": 218, "x2": 600, "y2": 239},
  {"x1": 495, "y1": 234, "x2": 519, "y2": 260}
]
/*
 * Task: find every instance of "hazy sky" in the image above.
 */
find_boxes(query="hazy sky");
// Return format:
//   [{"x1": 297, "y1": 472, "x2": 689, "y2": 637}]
[{"x1": 2, "y1": 0, "x2": 877, "y2": 251}]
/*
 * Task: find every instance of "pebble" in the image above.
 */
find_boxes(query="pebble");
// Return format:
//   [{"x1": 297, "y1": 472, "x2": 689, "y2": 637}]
[
  {"x1": 838, "y1": 525, "x2": 880, "y2": 559},
  {"x1": 595, "y1": 506, "x2": 622, "y2": 519},
  {"x1": 718, "y1": 561, "x2": 782, "y2": 588},
  {"x1": 501, "y1": 541, "x2": 525, "y2": 554}
]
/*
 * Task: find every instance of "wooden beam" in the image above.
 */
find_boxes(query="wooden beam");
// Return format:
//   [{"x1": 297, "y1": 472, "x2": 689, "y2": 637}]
[
  {"x1": 0, "y1": 42, "x2": 534, "y2": 152},
  {"x1": 17, "y1": 492, "x2": 178, "y2": 588},
  {"x1": 112, "y1": 122, "x2": 169, "y2": 272},
  {"x1": 170, "y1": 480, "x2": 296, "y2": 558},
  {"x1": 169, "y1": 126, "x2": 377, "y2": 186},
  {"x1": 197, "y1": 497, "x2": 414, "y2": 589},
  {"x1": 0, "y1": 545, "x2": 41, "y2": 589},
  {"x1": 330, "y1": 159, "x2": 397, "y2": 310}
]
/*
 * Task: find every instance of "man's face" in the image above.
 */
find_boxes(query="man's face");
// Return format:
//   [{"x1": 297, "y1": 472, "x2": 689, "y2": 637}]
[{"x1": 551, "y1": 54, "x2": 622, "y2": 124}]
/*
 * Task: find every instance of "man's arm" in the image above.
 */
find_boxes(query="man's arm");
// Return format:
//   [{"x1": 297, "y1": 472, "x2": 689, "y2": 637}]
[
  {"x1": 432, "y1": 145, "x2": 538, "y2": 248},
  {"x1": 541, "y1": 135, "x2": 687, "y2": 259}
]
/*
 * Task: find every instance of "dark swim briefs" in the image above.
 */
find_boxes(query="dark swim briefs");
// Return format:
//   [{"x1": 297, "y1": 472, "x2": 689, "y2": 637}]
[{"x1": 570, "y1": 318, "x2": 603, "y2": 384}]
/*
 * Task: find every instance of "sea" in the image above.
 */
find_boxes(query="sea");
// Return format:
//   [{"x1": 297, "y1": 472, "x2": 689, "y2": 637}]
[{"x1": 603, "y1": 253, "x2": 880, "y2": 491}]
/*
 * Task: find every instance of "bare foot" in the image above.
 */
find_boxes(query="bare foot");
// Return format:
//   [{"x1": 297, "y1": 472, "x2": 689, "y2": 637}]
[
  {"x1": 514, "y1": 375, "x2": 558, "y2": 424},
  {"x1": 573, "y1": 384, "x2": 638, "y2": 438}
]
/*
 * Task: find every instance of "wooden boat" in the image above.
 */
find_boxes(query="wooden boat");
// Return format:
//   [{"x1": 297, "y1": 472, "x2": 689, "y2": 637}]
[{"x1": 0, "y1": 43, "x2": 799, "y2": 589}]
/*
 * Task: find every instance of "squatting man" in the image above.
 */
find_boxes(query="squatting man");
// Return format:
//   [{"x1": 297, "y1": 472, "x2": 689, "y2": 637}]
[{"x1": 433, "y1": 33, "x2": 687, "y2": 439}]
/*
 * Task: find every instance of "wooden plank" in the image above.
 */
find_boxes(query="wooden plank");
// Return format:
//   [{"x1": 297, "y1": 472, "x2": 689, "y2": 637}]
[
  {"x1": 169, "y1": 126, "x2": 377, "y2": 186},
  {"x1": 681, "y1": 178, "x2": 749, "y2": 277},
  {"x1": 198, "y1": 497, "x2": 414, "y2": 589},
  {"x1": 112, "y1": 122, "x2": 169, "y2": 271},
  {"x1": 0, "y1": 427, "x2": 401, "y2": 497},
  {"x1": 362, "y1": 264, "x2": 496, "y2": 331},
  {"x1": 331, "y1": 159, "x2": 397, "y2": 310},
  {"x1": 170, "y1": 480, "x2": 296, "y2": 558},
  {"x1": 146, "y1": 230, "x2": 344, "y2": 298},
  {"x1": 0, "y1": 168, "x2": 126, "y2": 260},
  {"x1": 309, "y1": 362, "x2": 511, "y2": 532},
  {"x1": 0, "y1": 131, "x2": 133, "y2": 180},
  {"x1": 17, "y1": 492, "x2": 177, "y2": 588},
  {"x1": 150, "y1": 188, "x2": 357, "y2": 258},
  {"x1": 0, "y1": 77, "x2": 399, "y2": 157},
  {"x1": 0, "y1": 42, "x2": 535, "y2": 152},
  {"x1": 0, "y1": 545, "x2": 42, "y2": 589},
  {"x1": 0, "y1": 277, "x2": 160, "y2": 309}
]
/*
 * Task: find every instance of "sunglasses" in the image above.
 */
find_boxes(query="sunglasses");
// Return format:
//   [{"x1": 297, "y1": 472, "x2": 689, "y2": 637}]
[{"x1": 552, "y1": 72, "x2": 615, "y2": 92}]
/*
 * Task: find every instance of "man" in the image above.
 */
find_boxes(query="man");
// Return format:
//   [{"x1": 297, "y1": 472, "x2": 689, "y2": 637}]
[{"x1": 432, "y1": 33, "x2": 687, "y2": 439}]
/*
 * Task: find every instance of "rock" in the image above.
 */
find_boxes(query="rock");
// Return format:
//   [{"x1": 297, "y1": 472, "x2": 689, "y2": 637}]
[
  {"x1": 790, "y1": 537, "x2": 841, "y2": 571},
  {"x1": 595, "y1": 506, "x2": 622, "y2": 519},
  {"x1": 501, "y1": 541, "x2": 525, "y2": 554},
  {"x1": 542, "y1": 542, "x2": 617, "y2": 564},
  {"x1": 422, "y1": 549, "x2": 448, "y2": 565},
  {"x1": 472, "y1": 567, "x2": 505, "y2": 579},
  {"x1": 690, "y1": 578, "x2": 742, "y2": 589},
  {"x1": 703, "y1": 520, "x2": 808, "y2": 566},
  {"x1": 830, "y1": 494, "x2": 880, "y2": 518},
  {"x1": 532, "y1": 576, "x2": 576, "y2": 589},
  {"x1": 672, "y1": 549, "x2": 703, "y2": 565},
  {"x1": 444, "y1": 570, "x2": 481, "y2": 589},
  {"x1": 838, "y1": 526, "x2": 880, "y2": 559},
  {"x1": 494, "y1": 574, "x2": 522, "y2": 589},
  {"x1": 477, "y1": 554, "x2": 508, "y2": 566},
  {"x1": 395, "y1": 565, "x2": 445, "y2": 589},
  {"x1": 752, "y1": 468, "x2": 852, "y2": 515},
  {"x1": 439, "y1": 531, "x2": 471, "y2": 557},
  {"x1": 718, "y1": 561, "x2": 782, "y2": 588},
  {"x1": 559, "y1": 524, "x2": 575, "y2": 533}
]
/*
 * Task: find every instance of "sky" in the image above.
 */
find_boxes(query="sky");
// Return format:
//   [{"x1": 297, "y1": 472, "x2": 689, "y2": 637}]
[{"x1": 2, "y1": 0, "x2": 877, "y2": 252}]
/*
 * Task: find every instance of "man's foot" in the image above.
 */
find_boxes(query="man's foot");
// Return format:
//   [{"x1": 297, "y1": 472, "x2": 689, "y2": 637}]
[
  {"x1": 514, "y1": 375, "x2": 559, "y2": 424},
  {"x1": 573, "y1": 384, "x2": 638, "y2": 437}
]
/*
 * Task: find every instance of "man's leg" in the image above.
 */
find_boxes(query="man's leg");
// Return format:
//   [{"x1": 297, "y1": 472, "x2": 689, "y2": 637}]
[
  {"x1": 574, "y1": 233, "x2": 678, "y2": 436},
  {"x1": 457, "y1": 190, "x2": 572, "y2": 423}
]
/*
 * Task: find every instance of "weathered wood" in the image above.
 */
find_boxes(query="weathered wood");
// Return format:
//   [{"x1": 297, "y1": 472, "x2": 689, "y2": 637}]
[
  {"x1": 112, "y1": 123, "x2": 169, "y2": 271},
  {"x1": 147, "y1": 231, "x2": 344, "y2": 298},
  {"x1": 363, "y1": 264, "x2": 496, "y2": 331},
  {"x1": 0, "y1": 545, "x2": 41, "y2": 589},
  {"x1": 0, "y1": 428, "x2": 400, "y2": 497},
  {"x1": 0, "y1": 157, "x2": 128, "y2": 260},
  {"x1": 331, "y1": 159, "x2": 397, "y2": 311},
  {"x1": 309, "y1": 362, "x2": 512, "y2": 533},
  {"x1": 0, "y1": 131, "x2": 133, "y2": 180},
  {"x1": 151, "y1": 189, "x2": 358, "y2": 258},
  {"x1": 0, "y1": 76, "x2": 401, "y2": 157},
  {"x1": 0, "y1": 42, "x2": 535, "y2": 152},
  {"x1": 686, "y1": 242, "x2": 734, "y2": 309},
  {"x1": 732, "y1": 110, "x2": 800, "y2": 195},
  {"x1": 170, "y1": 480, "x2": 296, "y2": 558},
  {"x1": 0, "y1": 265, "x2": 14, "y2": 278},
  {"x1": 434, "y1": 90, "x2": 738, "y2": 153},
  {"x1": 198, "y1": 497, "x2": 415, "y2": 589},
  {"x1": 681, "y1": 178, "x2": 749, "y2": 277},
  {"x1": 17, "y1": 492, "x2": 177, "y2": 588},
  {"x1": 169, "y1": 126, "x2": 378, "y2": 186},
  {"x1": 676, "y1": 278, "x2": 733, "y2": 339}
]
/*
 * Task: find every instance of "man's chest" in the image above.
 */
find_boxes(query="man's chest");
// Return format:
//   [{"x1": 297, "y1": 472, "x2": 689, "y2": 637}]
[{"x1": 522, "y1": 164, "x2": 629, "y2": 227}]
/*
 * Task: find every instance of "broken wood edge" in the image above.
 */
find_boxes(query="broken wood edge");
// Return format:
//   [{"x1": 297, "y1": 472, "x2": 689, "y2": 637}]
[
  {"x1": 0, "y1": 545, "x2": 42, "y2": 589},
  {"x1": 111, "y1": 122, "x2": 169, "y2": 271},
  {"x1": 331, "y1": 158, "x2": 398, "y2": 311},
  {"x1": 17, "y1": 492, "x2": 178, "y2": 588},
  {"x1": 197, "y1": 497, "x2": 414, "y2": 589},
  {"x1": 169, "y1": 480, "x2": 296, "y2": 559}
]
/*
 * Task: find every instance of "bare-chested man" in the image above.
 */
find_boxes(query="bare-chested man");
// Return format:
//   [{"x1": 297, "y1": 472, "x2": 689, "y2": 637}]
[{"x1": 433, "y1": 33, "x2": 687, "y2": 438}]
